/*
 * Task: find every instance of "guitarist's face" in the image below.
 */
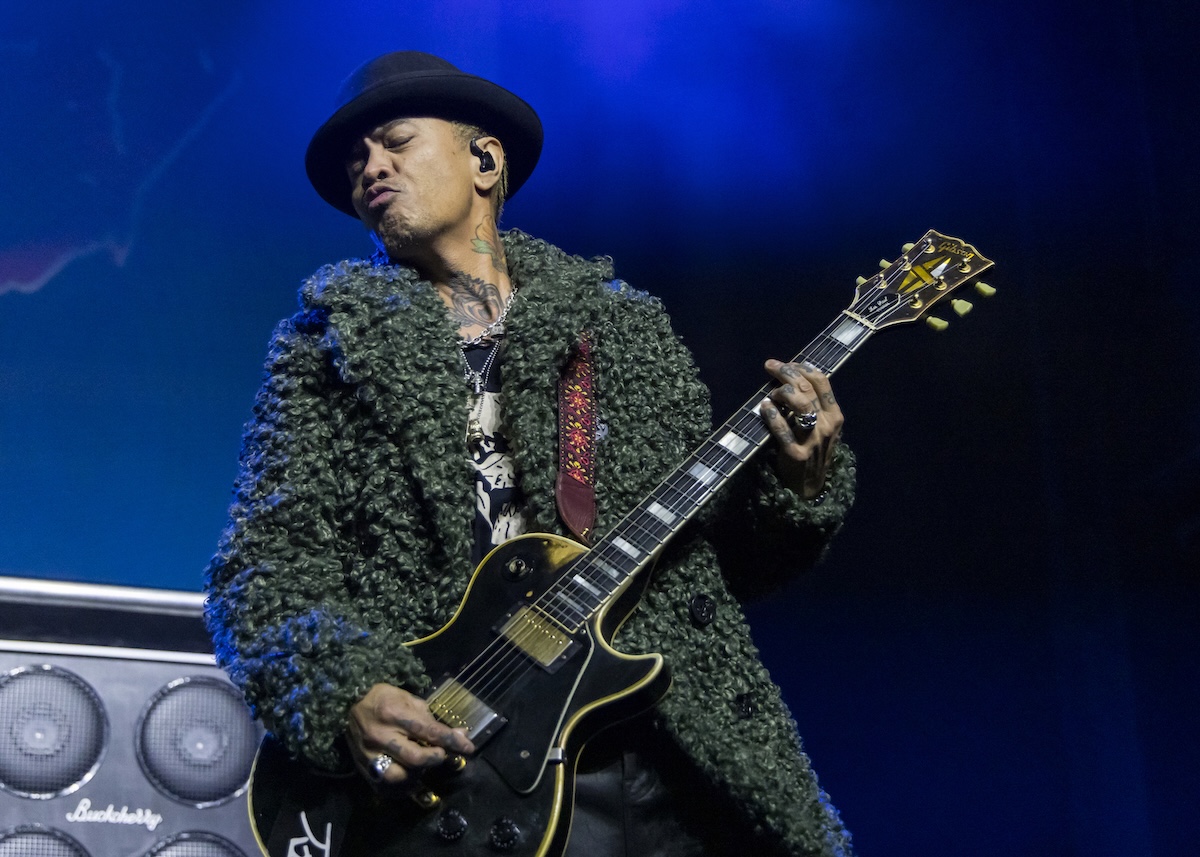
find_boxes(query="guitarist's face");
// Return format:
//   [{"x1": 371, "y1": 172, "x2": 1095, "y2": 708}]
[{"x1": 344, "y1": 117, "x2": 495, "y2": 266}]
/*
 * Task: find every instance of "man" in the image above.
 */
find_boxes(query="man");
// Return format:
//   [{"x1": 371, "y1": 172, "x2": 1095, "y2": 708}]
[{"x1": 206, "y1": 51, "x2": 856, "y2": 856}]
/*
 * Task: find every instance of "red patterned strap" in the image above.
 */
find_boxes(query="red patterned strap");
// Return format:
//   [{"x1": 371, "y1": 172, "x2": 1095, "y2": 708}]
[{"x1": 557, "y1": 335, "x2": 596, "y2": 544}]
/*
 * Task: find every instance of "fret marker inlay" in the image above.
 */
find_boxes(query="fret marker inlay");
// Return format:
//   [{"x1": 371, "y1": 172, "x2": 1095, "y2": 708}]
[
  {"x1": 553, "y1": 591, "x2": 585, "y2": 615},
  {"x1": 687, "y1": 462, "x2": 719, "y2": 486},
  {"x1": 572, "y1": 574, "x2": 602, "y2": 598},
  {"x1": 593, "y1": 558, "x2": 620, "y2": 581},
  {"x1": 832, "y1": 319, "x2": 866, "y2": 347},
  {"x1": 646, "y1": 501, "x2": 677, "y2": 525},
  {"x1": 717, "y1": 431, "x2": 750, "y2": 457},
  {"x1": 612, "y1": 536, "x2": 640, "y2": 559}
]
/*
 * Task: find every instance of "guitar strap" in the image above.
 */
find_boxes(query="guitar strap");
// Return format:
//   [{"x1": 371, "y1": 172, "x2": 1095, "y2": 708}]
[{"x1": 556, "y1": 334, "x2": 597, "y2": 544}]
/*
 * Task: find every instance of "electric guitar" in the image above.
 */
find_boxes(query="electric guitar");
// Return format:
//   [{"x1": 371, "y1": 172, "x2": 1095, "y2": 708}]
[{"x1": 248, "y1": 230, "x2": 995, "y2": 856}]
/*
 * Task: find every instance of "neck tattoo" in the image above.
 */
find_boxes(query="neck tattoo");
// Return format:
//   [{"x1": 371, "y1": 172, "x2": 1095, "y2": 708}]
[{"x1": 458, "y1": 281, "x2": 519, "y2": 347}]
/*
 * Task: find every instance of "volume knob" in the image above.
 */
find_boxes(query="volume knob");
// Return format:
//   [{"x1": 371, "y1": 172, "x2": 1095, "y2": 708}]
[
  {"x1": 436, "y1": 809, "x2": 468, "y2": 842},
  {"x1": 489, "y1": 817, "x2": 521, "y2": 851}
]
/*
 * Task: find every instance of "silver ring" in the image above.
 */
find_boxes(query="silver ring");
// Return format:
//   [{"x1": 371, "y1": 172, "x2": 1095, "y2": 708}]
[
  {"x1": 791, "y1": 410, "x2": 819, "y2": 431},
  {"x1": 370, "y1": 754, "x2": 393, "y2": 780}
]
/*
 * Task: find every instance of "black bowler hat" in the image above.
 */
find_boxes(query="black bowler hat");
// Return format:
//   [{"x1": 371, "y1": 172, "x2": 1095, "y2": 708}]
[{"x1": 306, "y1": 51, "x2": 543, "y2": 218}]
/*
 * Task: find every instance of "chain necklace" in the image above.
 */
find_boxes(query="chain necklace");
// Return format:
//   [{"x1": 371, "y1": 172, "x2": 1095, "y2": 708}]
[
  {"x1": 457, "y1": 284, "x2": 517, "y2": 449},
  {"x1": 461, "y1": 337, "x2": 502, "y2": 395},
  {"x1": 461, "y1": 338, "x2": 503, "y2": 449},
  {"x1": 458, "y1": 283, "x2": 519, "y2": 348}
]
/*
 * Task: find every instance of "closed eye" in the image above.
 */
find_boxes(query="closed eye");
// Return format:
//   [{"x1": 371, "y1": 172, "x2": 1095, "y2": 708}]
[{"x1": 345, "y1": 143, "x2": 367, "y2": 178}]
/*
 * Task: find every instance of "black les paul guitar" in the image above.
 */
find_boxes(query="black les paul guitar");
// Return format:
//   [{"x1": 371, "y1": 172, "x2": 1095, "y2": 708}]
[{"x1": 248, "y1": 230, "x2": 995, "y2": 857}]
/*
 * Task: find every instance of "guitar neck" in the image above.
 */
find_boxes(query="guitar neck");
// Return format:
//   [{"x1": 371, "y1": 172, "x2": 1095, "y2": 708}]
[
  {"x1": 533, "y1": 323, "x2": 873, "y2": 632},
  {"x1": 531, "y1": 229, "x2": 992, "y2": 632}
]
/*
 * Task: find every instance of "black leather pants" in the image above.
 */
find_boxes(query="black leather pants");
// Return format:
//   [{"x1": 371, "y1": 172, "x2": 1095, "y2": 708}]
[{"x1": 565, "y1": 719, "x2": 738, "y2": 857}]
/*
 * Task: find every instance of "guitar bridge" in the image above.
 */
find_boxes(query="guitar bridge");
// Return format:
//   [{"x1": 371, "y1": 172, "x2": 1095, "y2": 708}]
[{"x1": 427, "y1": 678, "x2": 507, "y2": 745}]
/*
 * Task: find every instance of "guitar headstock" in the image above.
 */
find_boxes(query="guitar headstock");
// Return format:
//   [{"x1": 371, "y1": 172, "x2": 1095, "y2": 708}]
[{"x1": 848, "y1": 230, "x2": 995, "y2": 331}]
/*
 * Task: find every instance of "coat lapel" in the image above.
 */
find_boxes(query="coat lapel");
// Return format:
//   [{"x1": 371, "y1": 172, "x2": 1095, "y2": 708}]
[
  {"x1": 300, "y1": 233, "x2": 613, "y2": 578},
  {"x1": 499, "y1": 234, "x2": 604, "y2": 537},
  {"x1": 304, "y1": 261, "x2": 477, "y2": 584}
]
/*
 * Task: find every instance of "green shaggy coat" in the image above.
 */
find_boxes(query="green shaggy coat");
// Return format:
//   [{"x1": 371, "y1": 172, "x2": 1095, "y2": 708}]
[{"x1": 205, "y1": 230, "x2": 857, "y2": 856}]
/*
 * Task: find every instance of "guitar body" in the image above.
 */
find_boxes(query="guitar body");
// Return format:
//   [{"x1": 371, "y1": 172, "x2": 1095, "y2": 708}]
[{"x1": 249, "y1": 533, "x2": 669, "y2": 857}]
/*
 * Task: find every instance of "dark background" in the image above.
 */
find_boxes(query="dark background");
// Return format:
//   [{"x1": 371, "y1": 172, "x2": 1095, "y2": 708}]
[{"x1": 2, "y1": 1, "x2": 1196, "y2": 853}]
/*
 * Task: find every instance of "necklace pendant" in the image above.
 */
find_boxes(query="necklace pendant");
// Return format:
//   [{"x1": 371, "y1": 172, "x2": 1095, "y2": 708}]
[{"x1": 467, "y1": 417, "x2": 485, "y2": 448}]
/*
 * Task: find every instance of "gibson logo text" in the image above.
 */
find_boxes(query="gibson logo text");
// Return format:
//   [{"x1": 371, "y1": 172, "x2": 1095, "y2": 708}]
[
  {"x1": 937, "y1": 241, "x2": 973, "y2": 258},
  {"x1": 65, "y1": 798, "x2": 164, "y2": 831}
]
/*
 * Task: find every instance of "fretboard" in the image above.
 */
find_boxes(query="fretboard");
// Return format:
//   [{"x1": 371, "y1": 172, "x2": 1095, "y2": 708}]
[
  {"x1": 528, "y1": 313, "x2": 875, "y2": 633},
  {"x1": 525, "y1": 226, "x2": 995, "y2": 635}
]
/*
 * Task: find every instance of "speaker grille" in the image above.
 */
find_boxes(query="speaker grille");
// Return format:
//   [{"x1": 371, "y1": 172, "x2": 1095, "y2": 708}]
[
  {"x1": 136, "y1": 677, "x2": 257, "y2": 807},
  {"x1": 0, "y1": 666, "x2": 107, "y2": 798},
  {"x1": 0, "y1": 825, "x2": 90, "y2": 857},
  {"x1": 143, "y1": 831, "x2": 246, "y2": 856}
]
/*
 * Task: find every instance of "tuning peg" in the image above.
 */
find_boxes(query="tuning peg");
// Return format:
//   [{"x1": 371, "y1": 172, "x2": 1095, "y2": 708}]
[
  {"x1": 855, "y1": 275, "x2": 868, "y2": 286},
  {"x1": 901, "y1": 242, "x2": 915, "y2": 253},
  {"x1": 925, "y1": 317, "x2": 949, "y2": 331},
  {"x1": 951, "y1": 299, "x2": 973, "y2": 316},
  {"x1": 974, "y1": 282, "x2": 996, "y2": 297},
  {"x1": 878, "y1": 259, "x2": 892, "y2": 269}
]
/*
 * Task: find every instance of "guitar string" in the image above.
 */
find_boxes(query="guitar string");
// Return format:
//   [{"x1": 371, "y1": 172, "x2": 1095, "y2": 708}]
[
  {"x1": 433, "y1": 260, "x2": 950, "y2": 725},
  {"x1": 438, "y1": 282, "x2": 888, "y2": 717},
  {"x1": 437, "y1": 276, "x2": 898, "y2": 718},
  {"x1": 623, "y1": 251, "x2": 969, "y2": 544},
  {"x1": 432, "y1": 542, "x2": 642, "y2": 715},
  {"x1": 442, "y1": 429, "x2": 758, "y2": 716},
  {"x1": 511, "y1": 262, "x2": 918, "y2": 625},
  {"x1": 441, "y1": 302, "x2": 911, "y2": 724},
  {"x1": 442, "y1": 506, "x2": 693, "y2": 714},
  {"x1": 579, "y1": 259, "x2": 941, "y2": 566}
]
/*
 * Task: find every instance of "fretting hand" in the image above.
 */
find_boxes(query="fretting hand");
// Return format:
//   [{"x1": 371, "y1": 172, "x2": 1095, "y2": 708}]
[{"x1": 758, "y1": 359, "x2": 844, "y2": 501}]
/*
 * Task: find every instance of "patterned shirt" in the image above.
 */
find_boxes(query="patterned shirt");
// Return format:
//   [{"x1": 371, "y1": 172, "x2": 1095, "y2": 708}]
[{"x1": 462, "y1": 341, "x2": 526, "y2": 564}]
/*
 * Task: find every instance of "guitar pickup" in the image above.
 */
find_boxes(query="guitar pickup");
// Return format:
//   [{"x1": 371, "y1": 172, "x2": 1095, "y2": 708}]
[
  {"x1": 495, "y1": 604, "x2": 580, "y2": 673},
  {"x1": 427, "y1": 678, "x2": 507, "y2": 745}
]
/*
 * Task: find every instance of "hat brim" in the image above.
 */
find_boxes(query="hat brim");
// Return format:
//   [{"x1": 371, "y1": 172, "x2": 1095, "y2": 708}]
[{"x1": 306, "y1": 69, "x2": 543, "y2": 218}]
